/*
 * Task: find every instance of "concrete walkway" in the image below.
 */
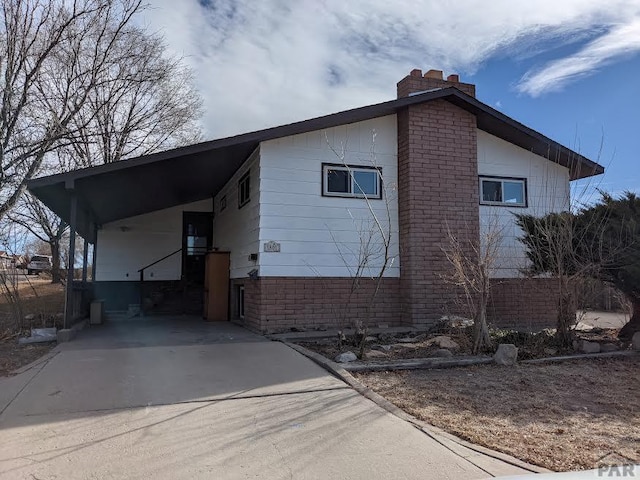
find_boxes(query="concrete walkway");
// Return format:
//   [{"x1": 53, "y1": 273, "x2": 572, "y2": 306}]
[{"x1": 0, "y1": 317, "x2": 529, "y2": 479}]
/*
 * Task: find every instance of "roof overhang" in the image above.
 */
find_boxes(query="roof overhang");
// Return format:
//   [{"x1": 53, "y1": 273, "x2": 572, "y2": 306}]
[{"x1": 28, "y1": 87, "x2": 604, "y2": 241}]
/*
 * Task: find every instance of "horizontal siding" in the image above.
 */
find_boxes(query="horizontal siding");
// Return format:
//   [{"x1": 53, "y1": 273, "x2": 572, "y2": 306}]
[
  {"x1": 95, "y1": 199, "x2": 213, "y2": 281},
  {"x1": 213, "y1": 149, "x2": 260, "y2": 279},
  {"x1": 259, "y1": 115, "x2": 400, "y2": 278},
  {"x1": 478, "y1": 130, "x2": 570, "y2": 278}
]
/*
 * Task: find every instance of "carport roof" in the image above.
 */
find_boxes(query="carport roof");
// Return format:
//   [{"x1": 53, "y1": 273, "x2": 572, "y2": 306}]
[{"x1": 28, "y1": 87, "x2": 604, "y2": 242}]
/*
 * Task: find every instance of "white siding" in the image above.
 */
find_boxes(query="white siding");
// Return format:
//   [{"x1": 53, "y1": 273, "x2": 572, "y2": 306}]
[
  {"x1": 213, "y1": 149, "x2": 260, "y2": 279},
  {"x1": 95, "y1": 199, "x2": 212, "y2": 281},
  {"x1": 477, "y1": 130, "x2": 570, "y2": 277},
  {"x1": 259, "y1": 115, "x2": 400, "y2": 278}
]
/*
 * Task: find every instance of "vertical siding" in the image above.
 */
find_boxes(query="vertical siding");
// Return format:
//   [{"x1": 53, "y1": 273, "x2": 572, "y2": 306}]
[
  {"x1": 258, "y1": 115, "x2": 400, "y2": 278},
  {"x1": 95, "y1": 199, "x2": 213, "y2": 281},
  {"x1": 213, "y1": 149, "x2": 260, "y2": 279},
  {"x1": 477, "y1": 130, "x2": 570, "y2": 278}
]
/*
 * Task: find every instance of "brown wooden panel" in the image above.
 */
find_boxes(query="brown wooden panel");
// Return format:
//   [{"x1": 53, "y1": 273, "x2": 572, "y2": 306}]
[{"x1": 203, "y1": 252, "x2": 230, "y2": 321}]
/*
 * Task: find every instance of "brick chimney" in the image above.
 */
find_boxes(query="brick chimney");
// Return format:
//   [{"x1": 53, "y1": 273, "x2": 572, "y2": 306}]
[
  {"x1": 397, "y1": 69, "x2": 475, "y2": 98},
  {"x1": 396, "y1": 67, "x2": 479, "y2": 327}
]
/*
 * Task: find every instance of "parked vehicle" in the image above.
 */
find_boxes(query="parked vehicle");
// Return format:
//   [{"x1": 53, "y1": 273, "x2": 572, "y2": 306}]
[{"x1": 26, "y1": 255, "x2": 52, "y2": 275}]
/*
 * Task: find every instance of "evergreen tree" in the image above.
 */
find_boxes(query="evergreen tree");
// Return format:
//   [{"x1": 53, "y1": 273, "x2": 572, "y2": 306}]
[{"x1": 516, "y1": 192, "x2": 640, "y2": 341}]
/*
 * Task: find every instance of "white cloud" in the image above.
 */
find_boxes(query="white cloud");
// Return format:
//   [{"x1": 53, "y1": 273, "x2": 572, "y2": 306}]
[
  {"x1": 142, "y1": 0, "x2": 640, "y2": 138},
  {"x1": 518, "y1": 18, "x2": 640, "y2": 96}
]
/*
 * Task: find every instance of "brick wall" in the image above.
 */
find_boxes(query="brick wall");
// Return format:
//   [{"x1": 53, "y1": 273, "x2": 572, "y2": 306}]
[
  {"x1": 397, "y1": 70, "x2": 479, "y2": 327},
  {"x1": 488, "y1": 277, "x2": 559, "y2": 330},
  {"x1": 233, "y1": 277, "x2": 401, "y2": 333}
]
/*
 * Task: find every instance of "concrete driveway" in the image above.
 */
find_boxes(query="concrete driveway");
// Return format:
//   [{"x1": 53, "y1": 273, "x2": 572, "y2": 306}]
[{"x1": 0, "y1": 318, "x2": 530, "y2": 479}]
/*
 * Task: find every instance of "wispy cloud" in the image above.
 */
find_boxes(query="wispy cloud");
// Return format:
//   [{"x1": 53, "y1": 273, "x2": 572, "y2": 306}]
[
  {"x1": 518, "y1": 18, "x2": 640, "y2": 96},
  {"x1": 143, "y1": 0, "x2": 640, "y2": 137}
]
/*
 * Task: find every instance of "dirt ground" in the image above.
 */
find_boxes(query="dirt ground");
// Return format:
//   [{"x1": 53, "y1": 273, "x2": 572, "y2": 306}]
[
  {"x1": 355, "y1": 356, "x2": 640, "y2": 472},
  {"x1": 0, "y1": 277, "x2": 64, "y2": 376}
]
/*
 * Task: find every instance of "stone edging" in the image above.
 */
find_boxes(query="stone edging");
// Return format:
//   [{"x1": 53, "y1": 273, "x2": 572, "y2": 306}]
[
  {"x1": 521, "y1": 350, "x2": 638, "y2": 364},
  {"x1": 344, "y1": 349, "x2": 640, "y2": 372},
  {"x1": 343, "y1": 356, "x2": 494, "y2": 372},
  {"x1": 283, "y1": 340, "x2": 549, "y2": 475}
]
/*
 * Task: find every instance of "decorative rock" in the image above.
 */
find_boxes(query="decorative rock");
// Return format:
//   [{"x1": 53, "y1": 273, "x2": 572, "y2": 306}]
[
  {"x1": 600, "y1": 343, "x2": 618, "y2": 353},
  {"x1": 543, "y1": 348, "x2": 558, "y2": 356},
  {"x1": 290, "y1": 326, "x2": 307, "y2": 332},
  {"x1": 396, "y1": 337, "x2": 417, "y2": 344},
  {"x1": 365, "y1": 336, "x2": 377, "y2": 342},
  {"x1": 335, "y1": 351, "x2": 358, "y2": 363},
  {"x1": 371, "y1": 344, "x2": 392, "y2": 351},
  {"x1": 440, "y1": 315, "x2": 474, "y2": 328},
  {"x1": 378, "y1": 333, "x2": 394, "y2": 343},
  {"x1": 581, "y1": 340, "x2": 601, "y2": 354},
  {"x1": 365, "y1": 350, "x2": 388, "y2": 359},
  {"x1": 18, "y1": 327, "x2": 57, "y2": 344},
  {"x1": 432, "y1": 336, "x2": 460, "y2": 351},
  {"x1": 432, "y1": 348, "x2": 453, "y2": 358},
  {"x1": 494, "y1": 344, "x2": 518, "y2": 365},
  {"x1": 632, "y1": 332, "x2": 640, "y2": 351},
  {"x1": 24, "y1": 314, "x2": 35, "y2": 321}
]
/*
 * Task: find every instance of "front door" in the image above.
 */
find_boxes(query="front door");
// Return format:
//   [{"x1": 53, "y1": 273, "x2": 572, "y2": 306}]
[{"x1": 182, "y1": 212, "x2": 213, "y2": 313}]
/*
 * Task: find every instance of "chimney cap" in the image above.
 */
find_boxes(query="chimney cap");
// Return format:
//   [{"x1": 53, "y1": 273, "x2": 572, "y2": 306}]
[{"x1": 424, "y1": 69, "x2": 443, "y2": 80}]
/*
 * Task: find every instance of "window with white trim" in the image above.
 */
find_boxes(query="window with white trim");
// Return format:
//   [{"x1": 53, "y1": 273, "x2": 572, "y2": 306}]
[
  {"x1": 322, "y1": 163, "x2": 382, "y2": 199},
  {"x1": 480, "y1": 176, "x2": 527, "y2": 207}
]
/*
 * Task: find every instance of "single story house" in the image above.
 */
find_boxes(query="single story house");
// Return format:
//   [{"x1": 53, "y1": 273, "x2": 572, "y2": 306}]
[{"x1": 28, "y1": 69, "x2": 604, "y2": 332}]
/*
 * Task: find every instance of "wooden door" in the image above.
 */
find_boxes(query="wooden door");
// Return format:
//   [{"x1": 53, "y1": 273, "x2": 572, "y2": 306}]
[{"x1": 204, "y1": 252, "x2": 230, "y2": 321}]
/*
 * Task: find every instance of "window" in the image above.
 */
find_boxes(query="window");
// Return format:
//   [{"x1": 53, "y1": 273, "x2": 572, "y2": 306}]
[
  {"x1": 220, "y1": 195, "x2": 227, "y2": 211},
  {"x1": 322, "y1": 163, "x2": 382, "y2": 199},
  {"x1": 238, "y1": 171, "x2": 250, "y2": 208},
  {"x1": 480, "y1": 176, "x2": 527, "y2": 207}
]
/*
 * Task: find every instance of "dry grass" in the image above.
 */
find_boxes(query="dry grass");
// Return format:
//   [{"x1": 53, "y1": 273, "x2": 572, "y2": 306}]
[
  {"x1": 0, "y1": 278, "x2": 64, "y2": 376},
  {"x1": 355, "y1": 357, "x2": 640, "y2": 472},
  {"x1": 0, "y1": 278, "x2": 65, "y2": 331},
  {"x1": 0, "y1": 342, "x2": 53, "y2": 377}
]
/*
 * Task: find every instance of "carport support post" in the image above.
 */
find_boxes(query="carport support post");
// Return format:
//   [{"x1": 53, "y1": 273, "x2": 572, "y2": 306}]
[
  {"x1": 64, "y1": 191, "x2": 77, "y2": 330},
  {"x1": 91, "y1": 227, "x2": 97, "y2": 282},
  {"x1": 81, "y1": 237, "x2": 88, "y2": 283}
]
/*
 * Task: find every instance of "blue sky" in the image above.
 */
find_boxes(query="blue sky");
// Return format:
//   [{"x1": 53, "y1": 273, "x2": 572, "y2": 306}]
[{"x1": 144, "y1": 0, "x2": 640, "y2": 201}]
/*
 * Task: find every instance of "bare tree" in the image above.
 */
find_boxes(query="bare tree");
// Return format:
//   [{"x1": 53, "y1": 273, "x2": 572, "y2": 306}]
[
  {"x1": 0, "y1": 0, "x2": 146, "y2": 219},
  {"x1": 6, "y1": 191, "x2": 67, "y2": 282},
  {"x1": 1, "y1": 0, "x2": 202, "y2": 287},
  {"x1": 324, "y1": 132, "x2": 396, "y2": 357},
  {"x1": 63, "y1": 25, "x2": 202, "y2": 167},
  {"x1": 441, "y1": 216, "x2": 503, "y2": 353}
]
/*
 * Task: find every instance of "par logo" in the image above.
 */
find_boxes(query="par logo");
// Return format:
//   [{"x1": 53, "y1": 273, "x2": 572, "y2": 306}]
[{"x1": 596, "y1": 453, "x2": 637, "y2": 477}]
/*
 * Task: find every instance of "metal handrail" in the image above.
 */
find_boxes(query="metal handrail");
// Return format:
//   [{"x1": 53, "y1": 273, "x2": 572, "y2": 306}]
[
  {"x1": 138, "y1": 248, "x2": 183, "y2": 275},
  {"x1": 138, "y1": 246, "x2": 209, "y2": 315}
]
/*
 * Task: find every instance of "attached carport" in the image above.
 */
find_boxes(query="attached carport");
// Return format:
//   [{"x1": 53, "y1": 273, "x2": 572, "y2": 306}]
[
  {"x1": 27, "y1": 87, "x2": 603, "y2": 327},
  {"x1": 27, "y1": 135, "x2": 261, "y2": 327}
]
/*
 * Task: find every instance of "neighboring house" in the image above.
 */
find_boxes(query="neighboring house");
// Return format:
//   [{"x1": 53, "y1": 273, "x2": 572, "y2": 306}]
[
  {"x1": 28, "y1": 69, "x2": 604, "y2": 331},
  {"x1": 0, "y1": 251, "x2": 13, "y2": 271}
]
